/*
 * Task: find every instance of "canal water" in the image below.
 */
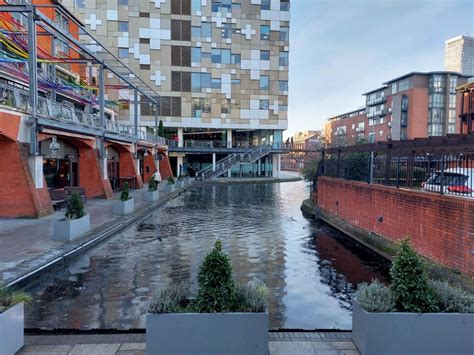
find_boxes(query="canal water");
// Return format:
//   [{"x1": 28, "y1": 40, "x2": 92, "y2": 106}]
[{"x1": 25, "y1": 178, "x2": 390, "y2": 330}]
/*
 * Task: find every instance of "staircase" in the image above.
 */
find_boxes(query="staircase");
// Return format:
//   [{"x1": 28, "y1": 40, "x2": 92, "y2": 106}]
[{"x1": 196, "y1": 145, "x2": 273, "y2": 180}]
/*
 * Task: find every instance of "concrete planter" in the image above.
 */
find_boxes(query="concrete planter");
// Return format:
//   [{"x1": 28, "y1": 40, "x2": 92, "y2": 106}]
[
  {"x1": 144, "y1": 190, "x2": 159, "y2": 202},
  {"x1": 163, "y1": 184, "x2": 175, "y2": 193},
  {"x1": 352, "y1": 302, "x2": 474, "y2": 355},
  {"x1": 176, "y1": 180, "x2": 185, "y2": 188},
  {"x1": 184, "y1": 177, "x2": 191, "y2": 185},
  {"x1": 113, "y1": 198, "x2": 134, "y2": 215},
  {"x1": 146, "y1": 312, "x2": 268, "y2": 355},
  {"x1": 0, "y1": 303, "x2": 24, "y2": 355},
  {"x1": 53, "y1": 214, "x2": 90, "y2": 241}
]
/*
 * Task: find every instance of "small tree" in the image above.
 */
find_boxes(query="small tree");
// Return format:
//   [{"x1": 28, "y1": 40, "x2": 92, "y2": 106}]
[
  {"x1": 158, "y1": 120, "x2": 164, "y2": 137},
  {"x1": 390, "y1": 239, "x2": 438, "y2": 312},
  {"x1": 301, "y1": 160, "x2": 319, "y2": 182},
  {"x1": 148, "y1": 176, "x2": 157, "y2": 192},
  {"x1": 65, "y1": 192, "x2": 85, "y2": 220},
  {"x1": 196, "y1": 240, "x2": 236, "y2": 312},
  {"x1": 120, "y1": 181, "x2": 130, "y2": 201},
  {"x1": 167, "y1": 176, "x2": 175, "y2": 185}
]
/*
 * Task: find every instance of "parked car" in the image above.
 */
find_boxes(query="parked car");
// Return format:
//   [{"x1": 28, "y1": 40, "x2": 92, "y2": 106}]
[{"x1": 422, "y1": 168, "x2": 474, "y2": 196}]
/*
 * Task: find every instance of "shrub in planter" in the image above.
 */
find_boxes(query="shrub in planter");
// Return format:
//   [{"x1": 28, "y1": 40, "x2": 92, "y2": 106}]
[
  {"x1": 0, "y1": 288, "x2": 31, "y2": 355},
  {"x1": 146, "y1": 240, "x2": 269, "y2": 355},
  {"x1": 53, "y1": 193, "x2": 90, "y2": 241},
  {"x1": 168, "y1": 176, "x2": 175, "y2": 185},
  {"x1": 113, "y1": 182, "x2": 134, "y2": 214},
  {"x1": 163, "y1": 177, "x2": 176, "y2": 193},
  {"x1": 148, "y1": 177, "x2": 158, "y2": 192},
  {"x1": 352, "y1": 239, "x2": 474, "y2": 355},
  {"x1": 145, "y1": 177, "x2": 159, "y2": 202}
]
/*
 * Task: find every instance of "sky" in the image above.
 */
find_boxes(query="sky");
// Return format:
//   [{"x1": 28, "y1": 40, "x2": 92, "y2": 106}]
[{"x1": 286, "y1": 0, "x2": 474, "y2": 138}]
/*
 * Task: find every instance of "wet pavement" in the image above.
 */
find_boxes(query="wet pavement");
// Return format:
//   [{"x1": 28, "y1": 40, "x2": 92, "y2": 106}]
[{"x1": 24, "y1": 178, "x2": 390, "y2": 330}]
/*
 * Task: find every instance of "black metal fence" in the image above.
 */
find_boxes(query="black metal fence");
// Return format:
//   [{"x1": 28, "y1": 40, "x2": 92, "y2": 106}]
[{"x1": 318, "y1": 135, "x2": 474, "y2": 198}]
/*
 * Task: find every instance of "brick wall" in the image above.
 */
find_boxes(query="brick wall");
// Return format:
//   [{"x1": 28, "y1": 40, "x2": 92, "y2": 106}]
[
  {"x1": 316, "y1": 177, "x2": 473, "y2": 276},
  {"x1": 158, "y1": 150, "x2": 173, "y2": 180},
  {"x1": 143, "y1": 153, "x2": 156, "y2": 184},
  {"x1": 78, "y1": 145, "x2": 113, "y2": 199}
]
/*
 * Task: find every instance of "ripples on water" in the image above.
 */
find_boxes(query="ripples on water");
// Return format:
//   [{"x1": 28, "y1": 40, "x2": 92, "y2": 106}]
[{"x1": 25, "y1": 179, "x2": 390, "y2": 330}]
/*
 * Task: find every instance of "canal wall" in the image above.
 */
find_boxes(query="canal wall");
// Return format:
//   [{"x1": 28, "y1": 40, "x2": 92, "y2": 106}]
[{"x1": 315, "y1": 177, "x2": 474, "y2": 277}]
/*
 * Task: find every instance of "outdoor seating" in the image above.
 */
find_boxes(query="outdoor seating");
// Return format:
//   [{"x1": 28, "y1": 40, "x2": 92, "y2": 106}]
[
  {"x1": 64, "y1": 186, "x2": 87, "y2": 203},
  {"x1": 49, "y1": 189, "x2": 67, "y2": 211}
]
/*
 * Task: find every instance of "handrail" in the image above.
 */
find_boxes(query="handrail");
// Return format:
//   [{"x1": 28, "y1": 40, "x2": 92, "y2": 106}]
[{"x1": 0, "y1": 83, "x2": 166, "y2": 145}]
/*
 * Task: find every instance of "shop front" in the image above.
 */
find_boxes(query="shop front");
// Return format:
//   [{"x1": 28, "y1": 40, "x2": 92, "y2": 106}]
[{"x1": 40, "y1": 137, "x2": 78, "y2": 189}]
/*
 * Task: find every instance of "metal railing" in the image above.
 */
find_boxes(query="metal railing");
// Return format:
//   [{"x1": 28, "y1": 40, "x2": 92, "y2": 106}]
[
  {"x1": 197, "y1": 144, "x2": 273, "y2": 180},
  {"x1": 0, "y1": 83, "x2": 166, "y2": 145}
]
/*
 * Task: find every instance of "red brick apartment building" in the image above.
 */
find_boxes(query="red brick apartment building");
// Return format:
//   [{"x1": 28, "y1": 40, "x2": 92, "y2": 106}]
[
  {"x1": 0, "y1": 2, "x2": 172, "y2": 218},
  {"x1": 325, "y1": 71, "x2": 471, "y2": 147}
]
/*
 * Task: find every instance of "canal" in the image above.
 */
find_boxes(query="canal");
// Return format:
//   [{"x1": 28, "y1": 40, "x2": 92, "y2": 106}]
[{"x1": 25, "y1": 179, "x2": 390, "y2": 330}]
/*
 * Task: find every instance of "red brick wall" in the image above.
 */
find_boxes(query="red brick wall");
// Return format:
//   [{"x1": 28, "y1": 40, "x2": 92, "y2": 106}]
[
  {"x1": 143, "y1": 153, "x2": 156, "y2": 184},
  {"x1": 316, "y1": 177, "x2": 473, "y2": 276},
  {"x1": 78, "y1": 146, "x2": 113, "y2": 199},
  {"x1": 158, "y1": 150, "x2": 173, "y2": 180},
  {"x1": 0, "y1": 141, "x2": 53, "y2": 218},
  {"x1": 119, "y1": 150, "x2": 144, "y2": 189}
]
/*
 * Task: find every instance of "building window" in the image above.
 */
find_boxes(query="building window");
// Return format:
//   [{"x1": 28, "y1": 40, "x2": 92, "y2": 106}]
[
  {"x1": 449, "y1": 95, "x2": 456, "y2": 108},
  {"x1": 171, "y1": 0, "x2": 191, "y2": 15},
  {"x1": 191, "y1": 0, "x2": 201, "y2": 12},
  {"x1": 279, "y1": 80, "x2": 288, "y2": 92},
  {"x1": 118, "y1": 48, "x2": 128, "y2": 58},
  {"x1": 160, "y1": 97, "x2": 181, "y2": 117},
  {"x1": 192, "y1": 98, "x2": 211, "y2": 117},
  {"x1": 118, "y1": 21, "x2": 129, "y2": 33},
  {"x1": 231, "y1": 54, "x2": 241, "y2": 64},
  {"x1": 260, "y1": 25, "x2": 270, "y2": 40},
  {"x1": 280, "y1": 27, "x2": 289, "y2": 42},
  {"x1": 401, "y1": 112, "x2": 408, "y2": 126},
  {"x1": 259, "y1": 99, "x2": 269, "y2": 110},
  {"x1": 191, "y1": 73, "x2": 201, "y2": 92},
  {"x1": 260, "y1": 50, "x2": 270, "y2": 60},
  {"x1": 192, "y1": 26, "x2": 201, "y2": 38},
  {"x1": 221, "y1": 24, "x2": 232, "y2": 38},
  {"x1": 398, "y1": 78, "x2": 410, "y2": 92},
  {"x1": 391, "y1": 83, "x2": 397, "y2": 94},
  {"x1": 171, "y1": 71, "x2": 191, "y2": 92},
  {"x1": 401, "y1": 95, "x2": 408, "y2": 111},
  {"x1": 428, "y1": 94, "x2": 445, "y2": 108},
  {"x1": 202, "y1": 23, "x2": 211, "y2": 38},
  {"x1": 75, "y1": 0, "x2": 85, "y2": 8},
  {"x1": 171, "y1": 20, "x2": 191, "y2": 41},
  {"x1": 279, "y1": 52, "x2": 289, "y2": 66},
  {"x1": 261, "y1": 0, "x2": 270, "y2": 10},
  {"x1": 211, "y1": 49, "x2": 231, "y2": 64},
  {"x1": 191, "y1": 48, "x2": 201, "y2": 63},
  {"x1": 171, "y1": 46, "x2": 191, "y2": 67},
  {"x1": 211, "y1": 78, "x2": 221, "y2": 89},
  {"x1": 449, "y1": 76, "x2": 458, "y2": 94},
  {"x1": 280, "y1": 0, "x2": 289, "y2": 11},
  {"x1": 260, "y1": 76, "x2": 269, "y2": 90},
  {"x1": 221, "y1": 98, "x2": 231, "y2": 113},
  {"x1": 211, "y1": 49, "x2": 221, "y2": 63},
  {"x1": 429, "y1": 75, "x2": 446, "y2": 93}
]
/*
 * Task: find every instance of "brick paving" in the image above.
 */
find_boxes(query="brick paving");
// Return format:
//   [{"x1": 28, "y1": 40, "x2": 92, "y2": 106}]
[{"x1": 18, "y1": 333, "x2": 359, "y2": 355}]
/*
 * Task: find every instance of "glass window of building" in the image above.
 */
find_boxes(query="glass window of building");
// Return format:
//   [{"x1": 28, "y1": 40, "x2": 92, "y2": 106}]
[
  {"x1": 231, "y1": 79, "x2": 241, "y2": 85},
  {"x1": 428, "y1": 94, "x2": 445, "y2": 108},
  {"x1": 211, "y1": 49, "x2": 221, "y2": 63},
  {"x1": 401, "y1": 95, "x2": 408, "y2": 110},
  {"x1": 261, "y1": 0, "x2": 270, "y2": 10},
  {"x1": 201, "y1": 73, "x2": 211, "y2": 88},
  {"x1": 211, "y1": 78, "x2": 221, "y2": 89},
  {"x1": 192, "y1": 98, "x2": 203, "y2": 118},
  {"x1": 231, "y1": 54, "x2": 241, "y2": 64},
  {"x1": 260, "y1": 76, "x2": 269, "y2": 90},
  {"x1": 280, "y1": 0, "x2": 290, "y2": 11},
  {"x1": 429, "y1": 75, "x2": 445, "y2": 93},
  {"x1": 191, "y1": 73, "x2": 201, "y2": 92},
  {"x1": 118, "y1": 21, "x2": 129, "y2": 32},
  {"x1": 191, "y1": 0, "x2": 201, "y2": 12},
  {"x1": 221, "y1": 24, "x2": 232, "y2": 38},
  {"x1": 202, "y1": 52, "x2": 211, "y2": 61},
  {"x1": 260, "y1": 25, "x2": 270, "y2": 40},
  {"x1": 398, "y1": 78, "x2": 410, "y2": 92},
  {"x1": 449, "y1": 76, "x2": 458, "y2": 94},
  {"x1": 118, "y1": 48, "x2": 129, "y2": 58},
  {"x1": 221, "y1": 49, "x2": 231, "y2": 64},
  {"x1": 391, "y1": 83, "x2": 397, "y2": 94},
  {"x1": 449, "y1": 95, "x2": 456, "y2": 108},
  {"x1": 260, "y1": 50, "x2": 270, "y2": 60},
  {"x1": 202, "y1": 23, "x2": 212, "y2": 38},
  {"x1": 191, "y1": 26, "x2": 201, "y2": 37},
  {"x1": 280, "y1": 27, "x2": 289, "y2": 42},
  {"x1": 75, "y1": 0, "x2": 85, "y2": 8},
  {"x1": 259, "y1": 99, "x2": 269, "y2": 109},
  {"x1": 191, "y1": 48, "x2": 201, "y2": 63},
  {"x1": 118, "y1": 0, "x2": 127, "y2": 5},
  {"x1": 279, "y1": 52, "x2": 289, "y2": 66},
  {"x1": 279, "y1": 80, "x2": 288, "y2": 91},
  {"x1": 221, "y1": 98, "x2": 231, "y2": 113}
]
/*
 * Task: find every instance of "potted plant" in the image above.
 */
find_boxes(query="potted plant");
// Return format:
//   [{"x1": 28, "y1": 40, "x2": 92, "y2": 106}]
[
  {"x1": 146, "y1": 240, "x2": 269, "y2": 355},
  {"x1": 113, "y1": 181, "x2": 134, "y2": 215},
  {"x1": 53, "y1": 192, "x2": 90, "y2": 241},
  {"x1": 163, "y1": 176, "x2": 175, "y2": 193},
  {"x1": 0, "y1": 287, "x2": 31, "y2": 355},
  {"x1": 176, "y1": 175, "x2": 185, "y2": 188},
  {"x1": 352, "y1": 239, "x2": 474, "y2": 355},
  {"x1": 145, "y1": 176, "x2": 159, "y2": 202}
]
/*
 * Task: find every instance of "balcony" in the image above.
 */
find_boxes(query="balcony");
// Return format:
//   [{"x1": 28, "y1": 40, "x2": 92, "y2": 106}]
[
  {"x1": 0, "y1": 83, "x2": 166, "y2": 145},
  {"x1": 366, "y1": 108, "x2": 387, "y2": 118},
  {"x1": 366, "y1": 96, "x2": 386, "y2": 106}
]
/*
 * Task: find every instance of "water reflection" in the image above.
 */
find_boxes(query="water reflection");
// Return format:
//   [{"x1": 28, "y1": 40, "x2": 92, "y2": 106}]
[{"x1": 25, "y1": 179, "x2": 389, "y2": 330}]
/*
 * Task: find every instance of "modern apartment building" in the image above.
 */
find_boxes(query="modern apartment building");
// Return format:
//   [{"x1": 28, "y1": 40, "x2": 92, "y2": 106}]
[
  {"x1": 444, "y1": 35, "x2": 474, "y2": 76},
  {"x1": 64, "y1": 0, "x2": 290, "y2": 177},
  {"x1": 326, "y1": 71, "x2": 470, "y2": 147}
]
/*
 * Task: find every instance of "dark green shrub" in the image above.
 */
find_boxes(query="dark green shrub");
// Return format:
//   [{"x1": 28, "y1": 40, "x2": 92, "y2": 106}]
[
  {"x1": 301, "y1": 160, "x2": 319, "y2": 182},
  {"x1": 120, "y1": 181, "x2": 130, "y2": 201},
  {"x1": 390, "y1": 239, "x2": 439, "y2": 312},
  {"x1": 65, "y1": 192, "x2": 85, "y2": 220},
  {"x1": 429, "y1": 280, "x2": 474, "y2": 313},
  {"x1": 158, "y1": 120, "x2": 164, "y2": 137},
  {"x1": 0, "y1": 287, "x2": 31, "y2": 313},
  {"x1": 354, "y1": 280, "x2": 395, "y2": 312},
  {"x1": 148, "y1": 176, "x2": 157, "y2": 192},
  {"x1": 167, "y1": 176, "x2": 175, "y2": 185},
  {"x1": 195, "y1": 240, "x2": 236, "y2": 312}
]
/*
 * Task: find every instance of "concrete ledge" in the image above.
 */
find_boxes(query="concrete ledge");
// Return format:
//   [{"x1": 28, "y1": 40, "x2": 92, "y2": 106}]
[{"x1": 198, "y1": 176, "x2": 302, "y2": 186}]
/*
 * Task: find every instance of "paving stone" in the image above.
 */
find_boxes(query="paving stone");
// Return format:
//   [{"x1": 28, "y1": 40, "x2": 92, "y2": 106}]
[
  {"x1": 119, "y1": 343, "x2": 146, "y2": 351},
  {"x1": 69, "y1": 343, "x2": 121, "y2": 355},
  {"x1": 19, "y1": 345, "x2": 74, "y2": 352},
  {"x1": 269, "y1": 341, "x2": 315, "y2": 355},
  {"x1": 312, "y1": 342, "x2": 357, "y2": 350}
]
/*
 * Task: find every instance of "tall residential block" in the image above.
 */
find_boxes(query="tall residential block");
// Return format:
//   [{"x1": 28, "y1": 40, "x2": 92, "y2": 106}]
[
  {"x1": 444, "y1": 35, "x2": 474, "y2": 77},
  {"x1": 64, "y1": 0, "x2": 290, "y2": 177}
]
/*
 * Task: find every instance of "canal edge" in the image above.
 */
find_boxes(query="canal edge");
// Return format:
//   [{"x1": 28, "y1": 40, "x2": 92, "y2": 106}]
[{"x1": 6, "y1": 183, "x2": 196, "y2": 289}]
